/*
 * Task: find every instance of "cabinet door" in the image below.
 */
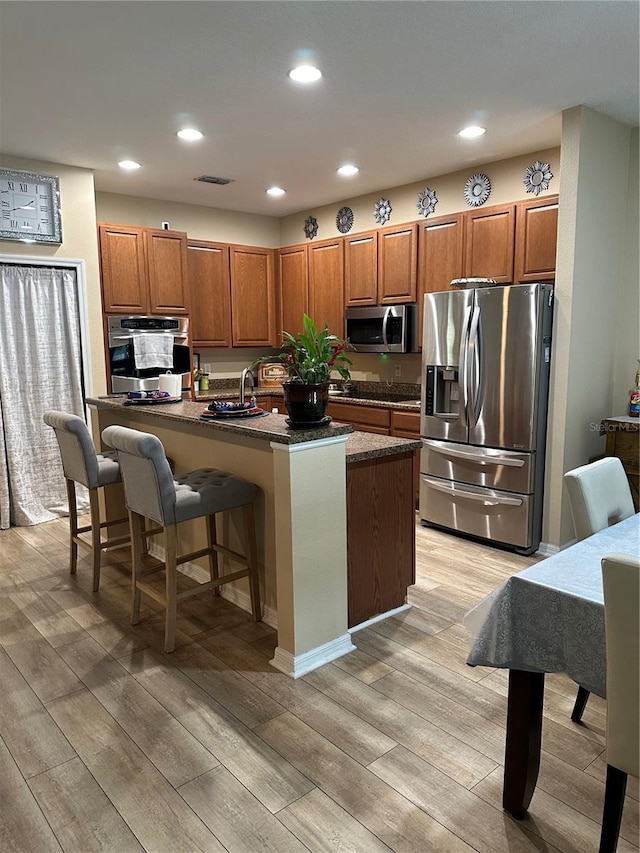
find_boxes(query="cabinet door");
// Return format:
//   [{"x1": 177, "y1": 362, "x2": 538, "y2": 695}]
[
  {"x1": 98, "y1": 223, "x2": 148, "y2": 314},
  {"x1": 378, "y1": 223, "x2": 417, "y2": 304},
  {"x1": 464, "y1": 203, "x2": 515, "y2": 283},
  {"x1": 416, "y1": 214, "x2": 465, "y2": 349},
  {"x1": 514, "y1": 196, "x2": 559, "y2": 283},
  {"x1": 145, "y1": 229, "x2": 190, "y2": 314},
  {"x1": 308, "y1": 238, "x2": 345, "y2": 338},
  {"x1": 187, "y1": 241, "x2": 231, "y2": 347},
  {"x1": 344, "y1": 231, "x2": 377, "y2": 306},
  {"x1": 278, "y1": 244, "x2": 308, "y2": 341},
  {"x1": 230, "y1": 246, "x2": 276, "y2": 346}
]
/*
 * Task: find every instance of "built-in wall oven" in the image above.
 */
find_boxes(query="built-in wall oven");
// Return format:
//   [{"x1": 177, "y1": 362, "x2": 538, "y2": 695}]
[{"x1": 107, "y1": 315, "x2": 191, "y2": 393}]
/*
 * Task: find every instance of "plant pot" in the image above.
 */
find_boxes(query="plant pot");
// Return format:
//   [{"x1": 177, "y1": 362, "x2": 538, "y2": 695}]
[{"x1": 282, "y1": 381, "x2": 330, "y2": 424}]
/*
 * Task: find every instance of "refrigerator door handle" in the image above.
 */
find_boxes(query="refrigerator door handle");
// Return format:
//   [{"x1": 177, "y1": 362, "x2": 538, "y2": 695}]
[
  {"x1": 425, "y1": 478, "x2": 524, "y2": 507},
  {"x1": 381, "y1": 307, "x2": 391, "y2": 349},
  {"x1": 428, "y1": 444, "x2": 525, "y2": 467},
  {"x1": 468, "y1": 305, "x2": 482, "y2": 427},
  {"x1": 459, "y1": 305, "x2": 472, "y2": 429}
]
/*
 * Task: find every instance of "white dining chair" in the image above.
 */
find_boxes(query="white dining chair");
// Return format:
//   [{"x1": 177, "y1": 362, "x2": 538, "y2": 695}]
[
  {"x1": 563, "y1": 457, "x2": 636, "y2": 723},
  {"x1": 599, "y1": 552, "x2": 639, "y2": 853}
]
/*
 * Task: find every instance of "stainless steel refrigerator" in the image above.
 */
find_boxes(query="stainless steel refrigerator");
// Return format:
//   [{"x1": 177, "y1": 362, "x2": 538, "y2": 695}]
[{"x1": 419, "y1": 282, "x2": 554, "y2": 554}]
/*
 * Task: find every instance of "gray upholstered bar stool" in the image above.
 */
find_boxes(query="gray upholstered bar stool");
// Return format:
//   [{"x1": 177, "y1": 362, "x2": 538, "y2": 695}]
[
  {"x1": 102, "y1": 424, "x2": 262, "y2": 653},
  {"x1": 43, "y1": 410, "x2": 131, "y2": 591}
]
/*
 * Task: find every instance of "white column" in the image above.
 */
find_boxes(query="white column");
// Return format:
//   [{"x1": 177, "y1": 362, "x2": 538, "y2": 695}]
[{"x1": 270, "y1": 435, "x2": 355, "y2": 677}]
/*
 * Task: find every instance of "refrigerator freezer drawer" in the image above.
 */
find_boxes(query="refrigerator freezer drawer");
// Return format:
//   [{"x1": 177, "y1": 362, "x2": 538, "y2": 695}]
[
  {"x1": 421, "y1": 439, "x2": 534, "y2": 493},
  {"x1": 419, "y1": 475, "x2": 533, "y2": 550}
]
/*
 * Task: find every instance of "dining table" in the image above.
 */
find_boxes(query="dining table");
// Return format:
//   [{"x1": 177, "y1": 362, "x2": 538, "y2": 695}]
[{"x1": 464, "y1": 512, "x2": 640, "y2": 818}]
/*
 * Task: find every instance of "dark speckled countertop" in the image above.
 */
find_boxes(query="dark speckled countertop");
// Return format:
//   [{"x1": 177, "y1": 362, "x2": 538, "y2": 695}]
[{"x1": 88, "y1": 397, "x2": 421, "y2": 461}]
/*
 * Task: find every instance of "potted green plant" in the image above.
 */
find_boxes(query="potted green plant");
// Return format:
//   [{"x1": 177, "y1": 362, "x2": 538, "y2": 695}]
[{"x1": 253, "y1": 314, "x2": 353, "y2": 424}]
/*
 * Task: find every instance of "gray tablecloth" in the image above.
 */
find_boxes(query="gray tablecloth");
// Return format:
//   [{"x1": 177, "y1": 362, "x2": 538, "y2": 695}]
[{"x1": 465, "y1": 514, "x2": 640, "y2": 697}]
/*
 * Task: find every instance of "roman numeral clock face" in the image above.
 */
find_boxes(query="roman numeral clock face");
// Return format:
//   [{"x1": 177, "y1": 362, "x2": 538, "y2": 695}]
[{"x1": 0, "y1": 169, "x2": 62, "y2": 244}]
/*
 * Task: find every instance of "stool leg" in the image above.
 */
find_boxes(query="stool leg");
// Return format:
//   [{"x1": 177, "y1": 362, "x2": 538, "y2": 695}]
[
  {"x1": 206, "y1": 513, "x2": 221, "y2": 595},
  {"x1": 89, "y1": 488, "x2": 102, "y2": 592},
  {"x1": 243, "y1": 503, "x2": 262, "y2": 622},
  {"x1": 66, "y1": 479, "x2": 79, "y2": 575},
  {"x1": 129, "y1": 511, "x2": 144, "y2": 626},
  {"x1": 164, "y1": 525, "x2": 178, "y2": 653}
]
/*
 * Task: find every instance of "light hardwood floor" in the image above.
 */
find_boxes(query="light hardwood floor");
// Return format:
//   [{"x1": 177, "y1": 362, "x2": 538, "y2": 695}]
[{"x1": 0, "y1": 516, "x2": 638, "y2": 853}]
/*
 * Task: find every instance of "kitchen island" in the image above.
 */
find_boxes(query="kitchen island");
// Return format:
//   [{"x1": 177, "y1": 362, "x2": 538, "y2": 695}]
[{"x1": 88, "y1": 397, "x2": 420, "y2": 677}]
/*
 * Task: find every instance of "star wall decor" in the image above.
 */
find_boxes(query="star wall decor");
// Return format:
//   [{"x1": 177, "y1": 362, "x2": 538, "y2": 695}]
[
  {"x1": 464, "y1": 173, "x2": 491, "y2": 207},
  {"x1": 303, "y1": 216, "x2": 318, "y2": 240},
  {"x1": 336, "y1": 206, "x2": 354, "y2": 234},
  {"x1": 523, "y1": 160, "x2": 554, "y2": 196},
  {"x1": 373, "y1": 197, "x2": 392, "y2": 225},
  {"x1": 416, "y1": 187, "x2": 438, "y2": 217}
]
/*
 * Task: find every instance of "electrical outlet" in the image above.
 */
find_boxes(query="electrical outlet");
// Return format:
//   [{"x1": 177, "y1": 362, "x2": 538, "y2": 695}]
[{"x1": 394, "y1": 364, "x2": 402, "y2": 378}]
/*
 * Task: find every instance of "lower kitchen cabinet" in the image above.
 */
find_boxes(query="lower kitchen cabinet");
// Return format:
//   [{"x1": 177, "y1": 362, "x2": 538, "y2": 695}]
[
  {"x1": 391, "y1": 409, "x2": 421, "y2": 509},
  {"x1": 347, "y1": 450, "x2": 416, "y2": 627},
  {"x1": 327, "y1": 401, "x2": 391, "y2": 434}
]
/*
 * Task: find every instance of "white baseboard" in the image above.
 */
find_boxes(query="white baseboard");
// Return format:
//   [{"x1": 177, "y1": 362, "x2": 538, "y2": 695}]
[
  {"x1": 270, "y1": 634, "x2": 356, "y2": 679},
  {"x1": 349, "y1": 602, "x2": 411, "y2": 634}
]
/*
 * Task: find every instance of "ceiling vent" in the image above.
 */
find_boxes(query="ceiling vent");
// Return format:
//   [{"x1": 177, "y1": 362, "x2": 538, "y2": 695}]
[{"x1": 194, "y1": 175, "x2": 234, "y2": 186}]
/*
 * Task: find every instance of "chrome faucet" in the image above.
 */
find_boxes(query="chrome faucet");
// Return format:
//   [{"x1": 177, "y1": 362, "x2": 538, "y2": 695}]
[{"x1": 240, "y1": 366, "x2": 255, "y2": 406}]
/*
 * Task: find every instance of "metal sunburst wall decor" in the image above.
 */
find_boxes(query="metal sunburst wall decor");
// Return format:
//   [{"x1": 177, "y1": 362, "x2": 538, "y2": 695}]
[
  {"x1": 373, "y1": 197, "x2": 392, "y2": 225},
  {"x1": 303, "y1": 216, "x2": 318, "y2": 240},
  {"x1": 523, "y1": 160, "x2": 554, "y2": 196},
  {"x1": 464, "y1": 173, "x2": 492, "y2": 207},
  {"x1": 336, "y1": 206, "x2": 354, "y2": 234},
  {"x1": 416, "y1": 188, "x2": 438, "y2": 218}
]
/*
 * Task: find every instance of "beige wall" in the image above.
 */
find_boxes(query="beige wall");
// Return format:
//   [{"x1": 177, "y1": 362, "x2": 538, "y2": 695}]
[
  {"x1": 0, "y1": 155, "x2": 106, "y2": 395},
  {"x1": 545, "y1": 108, "x2": 634, "y2": 546},
  {"x1": 96, "y1": 191, "x2": 280, "y2": 248},
  {"x1": 280, "y1": 147, "x2": 561, "y2": 246}
]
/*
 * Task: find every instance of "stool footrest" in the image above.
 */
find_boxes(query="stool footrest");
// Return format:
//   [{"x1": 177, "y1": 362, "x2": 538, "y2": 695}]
[{"x1": 136, "y1": 566, "x2": 251, "y2": 606}]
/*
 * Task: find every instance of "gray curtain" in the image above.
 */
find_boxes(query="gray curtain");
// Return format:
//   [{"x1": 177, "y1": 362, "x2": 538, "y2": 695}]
[{"x1": 0, "y1": 264, "x2": 86, "y2": 528}]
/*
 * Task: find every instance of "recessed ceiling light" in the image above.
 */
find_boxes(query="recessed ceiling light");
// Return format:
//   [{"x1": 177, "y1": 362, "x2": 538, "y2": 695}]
[
  {"x1": 177, "y1": 128, "x2": 204, "y2": 141},
  {"x1": 118, "y1": 160, "x2": 141, "y2": 170},
  {"x1": 337, "y1": 164, "x2": 359, "y2": 177},
  {"x1": 458, "y1": 126, "x2": 486, "y2": 139},
  {"x1": 266, "y1": 186, "x2": 286, "y2": 197},
  {"x1": 288, "y1": 64, "x2": 322, "y2": 83}
]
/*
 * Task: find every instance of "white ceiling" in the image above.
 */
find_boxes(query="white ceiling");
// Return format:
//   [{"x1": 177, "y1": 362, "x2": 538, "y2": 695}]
[{"x1": 1, "y1": 1, "x2": 638, "y2": 218}]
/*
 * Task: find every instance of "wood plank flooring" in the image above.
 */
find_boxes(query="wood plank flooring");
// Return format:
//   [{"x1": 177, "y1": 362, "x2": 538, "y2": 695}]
[{"x1": 0, "y1": 515, "x2": 638, "y2": 852}]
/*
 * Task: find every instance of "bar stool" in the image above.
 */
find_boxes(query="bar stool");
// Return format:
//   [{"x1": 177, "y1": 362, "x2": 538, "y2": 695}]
[
  {"x1": 102, "y1": 424, "x2": 262, "y2": 653},
  {"x1": 43, "y1": 410, "x2": 131, "y2": 591}
]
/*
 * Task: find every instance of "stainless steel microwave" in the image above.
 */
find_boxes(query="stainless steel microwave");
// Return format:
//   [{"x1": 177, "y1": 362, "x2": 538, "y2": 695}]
[{"x1": 345, "y1": 304, "x2": 418, "y2": 353}]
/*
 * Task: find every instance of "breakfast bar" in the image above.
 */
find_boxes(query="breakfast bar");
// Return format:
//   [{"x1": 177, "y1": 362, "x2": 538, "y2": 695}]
[{"x1": 88, "y1": 397, "x2": 420, "y2": 677}]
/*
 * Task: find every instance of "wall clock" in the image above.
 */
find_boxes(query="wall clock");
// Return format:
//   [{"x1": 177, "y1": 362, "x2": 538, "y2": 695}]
[{"x1": 0, "y1": 168, "x2": 63, "y2": 244}]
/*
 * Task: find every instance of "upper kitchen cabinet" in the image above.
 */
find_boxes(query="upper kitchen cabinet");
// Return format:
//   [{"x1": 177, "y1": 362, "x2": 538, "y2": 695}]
[
  {"x1": 145, "y1": 228, "x2": 190, "y2": 315},
  {"x1": 230, "y1": 245, "x2": 276, "y2": 346},
  {"x1": 187, "y1": 240, "x2": 232, "y2": 347},
  {"x1": 377, "y1": 223, "x2": 417, "y2": 304},
  {"x1": 344, "y1": 231, "x2": 377, "y2": 306},
  {"x1": 98, "y1": 222, "x2": 189, "y2": 315},
  {"x1": 344, "y1": 224, "x2": 417, "y2": 307},
  {"x1": 308, "y1": 238, "x2": 345, "y2": 337},
  {"x1": 416, "y1": 213, "x2": 465, "y2": 345},
  {"x1": 463, "y1": 203, "x2": 515, "y2": 283},
  {"x1": 278, "y1": 244, "x2": 309, "y2": 340},
  {"x1": 514, "y1": 195, "x2": 559, "y2": 282}
]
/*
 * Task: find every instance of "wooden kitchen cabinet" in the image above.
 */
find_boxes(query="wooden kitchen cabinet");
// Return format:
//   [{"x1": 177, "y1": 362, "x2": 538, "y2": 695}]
[
  {"x1": 464, "y1": 203, "x2": 515, "y2": 283},
  {"x1": 99, "y1": 222, "x2": 189, "y2": 315},
  {"x1": 378, "y1": 222, "x2": 417, "y2": 303},
  {"x1": 308, "y1": 238, "x2": 345, "y2": 337},
  {"x1": 278, "y1": 244, "x2": 309, "y2": 340},
  {"x1": 230, "y1": 245, "x2": 276, "y2": 347},
  {"x1": 416, "y1": 213, "x2": 465, "y2": 346},
  {"x1": 187, "y1": 240, "x2": 232, "y2": 347},
  {"x1": 514, "y1": 195, "x2": 559, "y2": 282},
  {"x1": 391, "y1": 409, "x2": 421, "y2": 509},
  {"x1": 344, "y1": 223, "x2": 417, "y2": 307},
  {"x1": 344, "y1": 231, "x2": 377, "y2": 306},
  {"x1": 145, "y1": 228, "x2": 190, "y2": 315},
  {"x1": 327, "y1": 401, "x2": 391, "y2": 434}
]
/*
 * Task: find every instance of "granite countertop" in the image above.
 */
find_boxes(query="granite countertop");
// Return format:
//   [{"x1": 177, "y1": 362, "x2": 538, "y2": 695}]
[
  {"x1": 88, "y1": 396, "x2": 421, "y2": 460},
  {"x1": 195, "y1": 382, "x2": 422, "y2": 411}
]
